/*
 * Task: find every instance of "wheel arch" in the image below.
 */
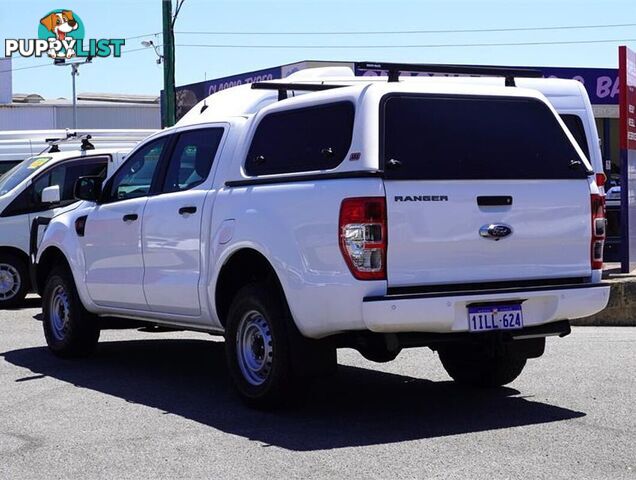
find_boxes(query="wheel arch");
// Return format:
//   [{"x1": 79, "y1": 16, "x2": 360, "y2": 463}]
[
  {"x1": 36, "y1": 246, "x2": 71, "y2": 295},
  {"x1": 0, "y1": 246, "x2": 30, "y2": 266},
  {"x1": 214, "y1": 248, "x2": 287, "y2": 328}
]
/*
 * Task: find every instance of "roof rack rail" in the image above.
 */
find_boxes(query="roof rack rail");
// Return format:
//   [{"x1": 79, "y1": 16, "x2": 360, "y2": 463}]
[
  {"x1": 40, "y1": 129, "x2": 95, "y2": 154},
  {"x1": 357, "y1": 62, "x2": 543, "y2": 86},
  {"x1": 251, "y1": 82, "x2": 350, "y2": 101}
]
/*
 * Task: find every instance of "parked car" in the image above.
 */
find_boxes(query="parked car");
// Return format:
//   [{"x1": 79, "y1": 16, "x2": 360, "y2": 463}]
[
  {"x1": 34, "y1": 65, "x2": 610, "y2": 407},
  {"x1": 0, "y1": 129, "x2": 155, "y2": 177},
  {"x1": 0, "y1": 146, "x2": 129, "y2": 307}
]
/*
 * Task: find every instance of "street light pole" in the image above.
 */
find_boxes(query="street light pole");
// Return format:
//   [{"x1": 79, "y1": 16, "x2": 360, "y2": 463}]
[
  {"x1": 55, "y1": 58, "x2": 92, "y2": 130},
  {"x1": 71, "y1": 63, "x2": 79, "y2": 129}
]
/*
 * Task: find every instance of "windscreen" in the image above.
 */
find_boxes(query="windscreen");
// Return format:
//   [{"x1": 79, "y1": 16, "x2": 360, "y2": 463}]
[
  {"x1": 0, "y1": 156, "x2": 52, "y2": 196},
  {"x1": 381, "y1": 94, "x2": 590, "y2": 180}
]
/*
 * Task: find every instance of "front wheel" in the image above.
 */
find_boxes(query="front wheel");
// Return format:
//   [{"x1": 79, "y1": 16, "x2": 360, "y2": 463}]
[
  {"x1": 0, "y1": 254, "x2": 29, "y2": 308},
  {"x1": 438, "y1": 342, "x2": 527, "y2": 387},
  {"x1": 42, "y1": 266, "x2": 100, "y2": 357},
  {"x1": 225, "y1": 282, "x2": 296, "y2": 408}
]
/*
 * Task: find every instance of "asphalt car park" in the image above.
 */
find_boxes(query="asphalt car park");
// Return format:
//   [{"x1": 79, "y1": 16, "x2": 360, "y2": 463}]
[{"x1": 0, "y1": 297, "x2": 634, "y2": 479}]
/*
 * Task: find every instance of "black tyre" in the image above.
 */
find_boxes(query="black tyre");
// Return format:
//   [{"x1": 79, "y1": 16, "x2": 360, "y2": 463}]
[
  {"x1": 42, "y1": 266, "x2": 100, "y2": 358},
  {"x1": 438, "y1": 342, "x2": 527, "y2": 387},
  {"x1": 0, "y1": 253, "x2": 29, "y2": 308},
  {"x1": 225, "y1": 282, "x2": 297, "y2": 408}
]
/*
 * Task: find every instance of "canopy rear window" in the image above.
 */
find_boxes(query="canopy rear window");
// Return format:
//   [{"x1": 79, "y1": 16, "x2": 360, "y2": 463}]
[
  {"x1": 381, "y1": 94, "x2": 589, "y2": 180},
  {"x1": 245, "y1": 101, "x2": 354, "y2": 176}
]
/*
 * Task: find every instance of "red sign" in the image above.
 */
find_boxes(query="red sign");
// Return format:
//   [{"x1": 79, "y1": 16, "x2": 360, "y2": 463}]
[{"x1": 619, "y1": 46, "x2": 636, "y2": 150}]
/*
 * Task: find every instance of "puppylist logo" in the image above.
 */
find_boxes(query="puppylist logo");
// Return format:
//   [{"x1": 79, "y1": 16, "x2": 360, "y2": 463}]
[{"x1": 4, "y1": 10, "x2": 125, "y2": 59}]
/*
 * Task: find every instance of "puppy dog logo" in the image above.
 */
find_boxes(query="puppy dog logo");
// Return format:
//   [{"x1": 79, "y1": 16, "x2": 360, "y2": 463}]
[
  {"x1": 38, "y1": 9, "x2": 84, "y2": 59},
  {"x1": 4, "y1": 11, "x2": 123, "y2": 59}
]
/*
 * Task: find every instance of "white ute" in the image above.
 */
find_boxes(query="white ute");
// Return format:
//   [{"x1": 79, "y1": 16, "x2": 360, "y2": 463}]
[{"x1": 34, "y1": 64, "x2": 611, "y2": 407}]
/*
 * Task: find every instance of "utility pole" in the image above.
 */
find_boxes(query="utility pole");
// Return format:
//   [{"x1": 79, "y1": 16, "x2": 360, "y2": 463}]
[{"x1": 162, "y1": 0, "x2": 177, "y2": 127}]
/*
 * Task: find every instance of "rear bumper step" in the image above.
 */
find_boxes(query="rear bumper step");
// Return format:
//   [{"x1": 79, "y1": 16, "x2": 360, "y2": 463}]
[
  {"x1": 362, "y1": 283, "x2": 610, "y2": 334},
  {"x1": 390, "y1": 320, "x2": 571, "y2": 349}
]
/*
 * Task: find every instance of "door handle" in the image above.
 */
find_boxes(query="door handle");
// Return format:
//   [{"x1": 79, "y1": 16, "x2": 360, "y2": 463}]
[
  {"x1": 122, "y1": 213, "x2": 138, "y2": 222},
  {"x1": 179, "y1": 206, "x2": 197, "y2": 215}
]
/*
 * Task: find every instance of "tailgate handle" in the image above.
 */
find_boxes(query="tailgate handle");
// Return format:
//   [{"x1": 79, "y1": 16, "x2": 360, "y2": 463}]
[{"x1": 477, "y1": 196, "x2": 512, "y2": 206}]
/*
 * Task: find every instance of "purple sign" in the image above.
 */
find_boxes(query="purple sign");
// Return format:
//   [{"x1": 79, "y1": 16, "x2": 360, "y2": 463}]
[
  {"x1": 541, "y1": 67, "x2": 619, "y2": 105},
  {"x1": 354, "y1": 63, "x2": 619, "y2": 105}
]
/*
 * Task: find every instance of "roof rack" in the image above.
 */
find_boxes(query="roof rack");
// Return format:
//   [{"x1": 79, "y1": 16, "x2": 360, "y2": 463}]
[
  {"x1": 357, "y1": 62, "x2": 544, "y2": 86},
  {"x1": 41, "y1": 129, "x2": 95, "y2": 154},
  {"x1": 251, "y1": 82, "x2": 350, "y2": 101}
]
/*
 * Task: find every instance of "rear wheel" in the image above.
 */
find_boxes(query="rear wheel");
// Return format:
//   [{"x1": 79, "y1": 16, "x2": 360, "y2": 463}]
[
  {"x1": 42, "y1": 266, "x2": 100, "y2": 357},
  {"x1": 438, "y1": 342, "x2": 527, "y2": 387},
  {"x1": 0, "y1": 254, "x2": 29, "y2": 308},
  {"x1": 225, "y1": 282, "x2": 298, "y2": 408}
]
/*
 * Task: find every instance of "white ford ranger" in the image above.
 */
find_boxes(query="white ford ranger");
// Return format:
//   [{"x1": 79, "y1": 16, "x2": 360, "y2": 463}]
[
  {"x1": 34, "y1": 64, "x2": 611, "y2": 406},
  {"x1": 0, "y1": 141, "x2": 131, "y2": 308}
]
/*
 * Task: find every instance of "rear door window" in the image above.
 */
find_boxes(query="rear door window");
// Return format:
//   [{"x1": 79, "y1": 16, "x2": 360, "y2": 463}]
[
  {"x1": 381, "y1": 94, "x2": 589, "y2": 180},
  {"x1": 245, "y1": 102, "x2": 354, "y2": 176}
]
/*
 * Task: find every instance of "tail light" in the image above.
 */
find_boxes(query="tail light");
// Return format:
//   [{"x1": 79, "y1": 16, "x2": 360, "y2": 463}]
[
  {"x1": 339, "y1": 197, "x2": 387, "y2": 280},
  {"x1": 595, "y1": 173, "x2": 607, "y2": 188},
  {"x1": 591, "y1": 193, "x2": 606, "y2": 270}
]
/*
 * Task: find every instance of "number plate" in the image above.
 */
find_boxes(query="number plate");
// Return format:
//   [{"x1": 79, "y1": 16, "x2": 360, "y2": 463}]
[{"x1": 468, "y1": 304, "x2": 523, "y2": 332}]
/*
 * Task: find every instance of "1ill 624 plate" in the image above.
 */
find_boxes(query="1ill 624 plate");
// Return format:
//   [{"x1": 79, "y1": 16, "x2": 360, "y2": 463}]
[{"x1": 468, "y1": 304, "x2": 523, "y2": 332}]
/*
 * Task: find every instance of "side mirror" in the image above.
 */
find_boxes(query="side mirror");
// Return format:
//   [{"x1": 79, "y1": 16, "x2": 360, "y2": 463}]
[
  {"x1": 74, "y1": 176, "x2": 103, "y2": 202},
  {"x1": 41, "y1": 185, "x2": 61, "y2": 204}
]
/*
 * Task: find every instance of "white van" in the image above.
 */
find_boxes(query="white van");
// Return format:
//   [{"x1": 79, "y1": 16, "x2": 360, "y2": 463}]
[
  {"x1": 0, "y1": 129, "x2": 155, "y2": 176},
  {"x1": 0, "y1": 148, "x2": 129, "y2": 307}
]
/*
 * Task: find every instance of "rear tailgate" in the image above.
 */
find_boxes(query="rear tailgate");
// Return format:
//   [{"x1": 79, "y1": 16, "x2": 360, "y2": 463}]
[{"x1": 381, "y1": 93, "x2": 593, "y2": 288}]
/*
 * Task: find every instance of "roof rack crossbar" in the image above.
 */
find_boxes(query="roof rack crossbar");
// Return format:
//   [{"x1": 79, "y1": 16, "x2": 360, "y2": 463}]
[
  {"x1": 40, "y1": 130, "x2": 96, "y2": 154},
  {"x1": 357, "y1": 62, "x2": 544, "y2": 86},
  {"x1": 251, "y1": 82, "x2": 351, "y2": 101}
]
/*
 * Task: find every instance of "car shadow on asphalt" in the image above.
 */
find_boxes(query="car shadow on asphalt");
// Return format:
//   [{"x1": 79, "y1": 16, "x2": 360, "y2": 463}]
[
  {"x1": 2, "y1": 297, "x2": 41, "y2": 311},
  {"x1": 2, "y1": 338, "x2": 585, "y2": 451}
]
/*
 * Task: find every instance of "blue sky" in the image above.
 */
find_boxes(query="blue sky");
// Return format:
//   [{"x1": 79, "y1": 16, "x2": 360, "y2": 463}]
[{"x1": 1, "y1": 0, "x2": 635, "y2": 98}]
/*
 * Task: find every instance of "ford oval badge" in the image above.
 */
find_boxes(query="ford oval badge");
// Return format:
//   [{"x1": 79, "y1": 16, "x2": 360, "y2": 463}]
[{"x1": 479, "y1": 223, "x2": 513, "y2": 241}]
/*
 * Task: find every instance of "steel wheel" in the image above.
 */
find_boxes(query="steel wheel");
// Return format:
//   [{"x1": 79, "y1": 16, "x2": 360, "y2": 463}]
[
  {"x1": 49, "y1": 284, "x2": 71, "y2": 341},
  {"x1": 0, "y1": 263, "x2": 21, "y2": 301},
  {"x1": 236, "y1": 310, "x2": 274, "y2": 386}
]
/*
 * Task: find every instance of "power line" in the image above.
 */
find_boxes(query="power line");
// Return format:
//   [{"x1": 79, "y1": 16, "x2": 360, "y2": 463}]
[
  {"x1": 176, "y1": 22, "x2": 636, "y2": 36},
  {"x1": 8, "y1": 32, "x2": 161, "y2": 63},
  {"x1": 125, "y1": 32, "x2": 161, "y2": 40},
  {"x1": 175, "y1": 38, "x2": 636, "y2": 49},
  {"x1": 4, "y1": 36, "x2": 632, "y2": 73},
  {"x1": 0, "y1": 46, "x2": 161, "y2": 73}
]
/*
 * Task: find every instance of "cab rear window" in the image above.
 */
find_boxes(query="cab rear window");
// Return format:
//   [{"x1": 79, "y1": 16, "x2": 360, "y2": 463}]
[{"x1": 381, "y1": 94, "x2": 589, "y2": 180}]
